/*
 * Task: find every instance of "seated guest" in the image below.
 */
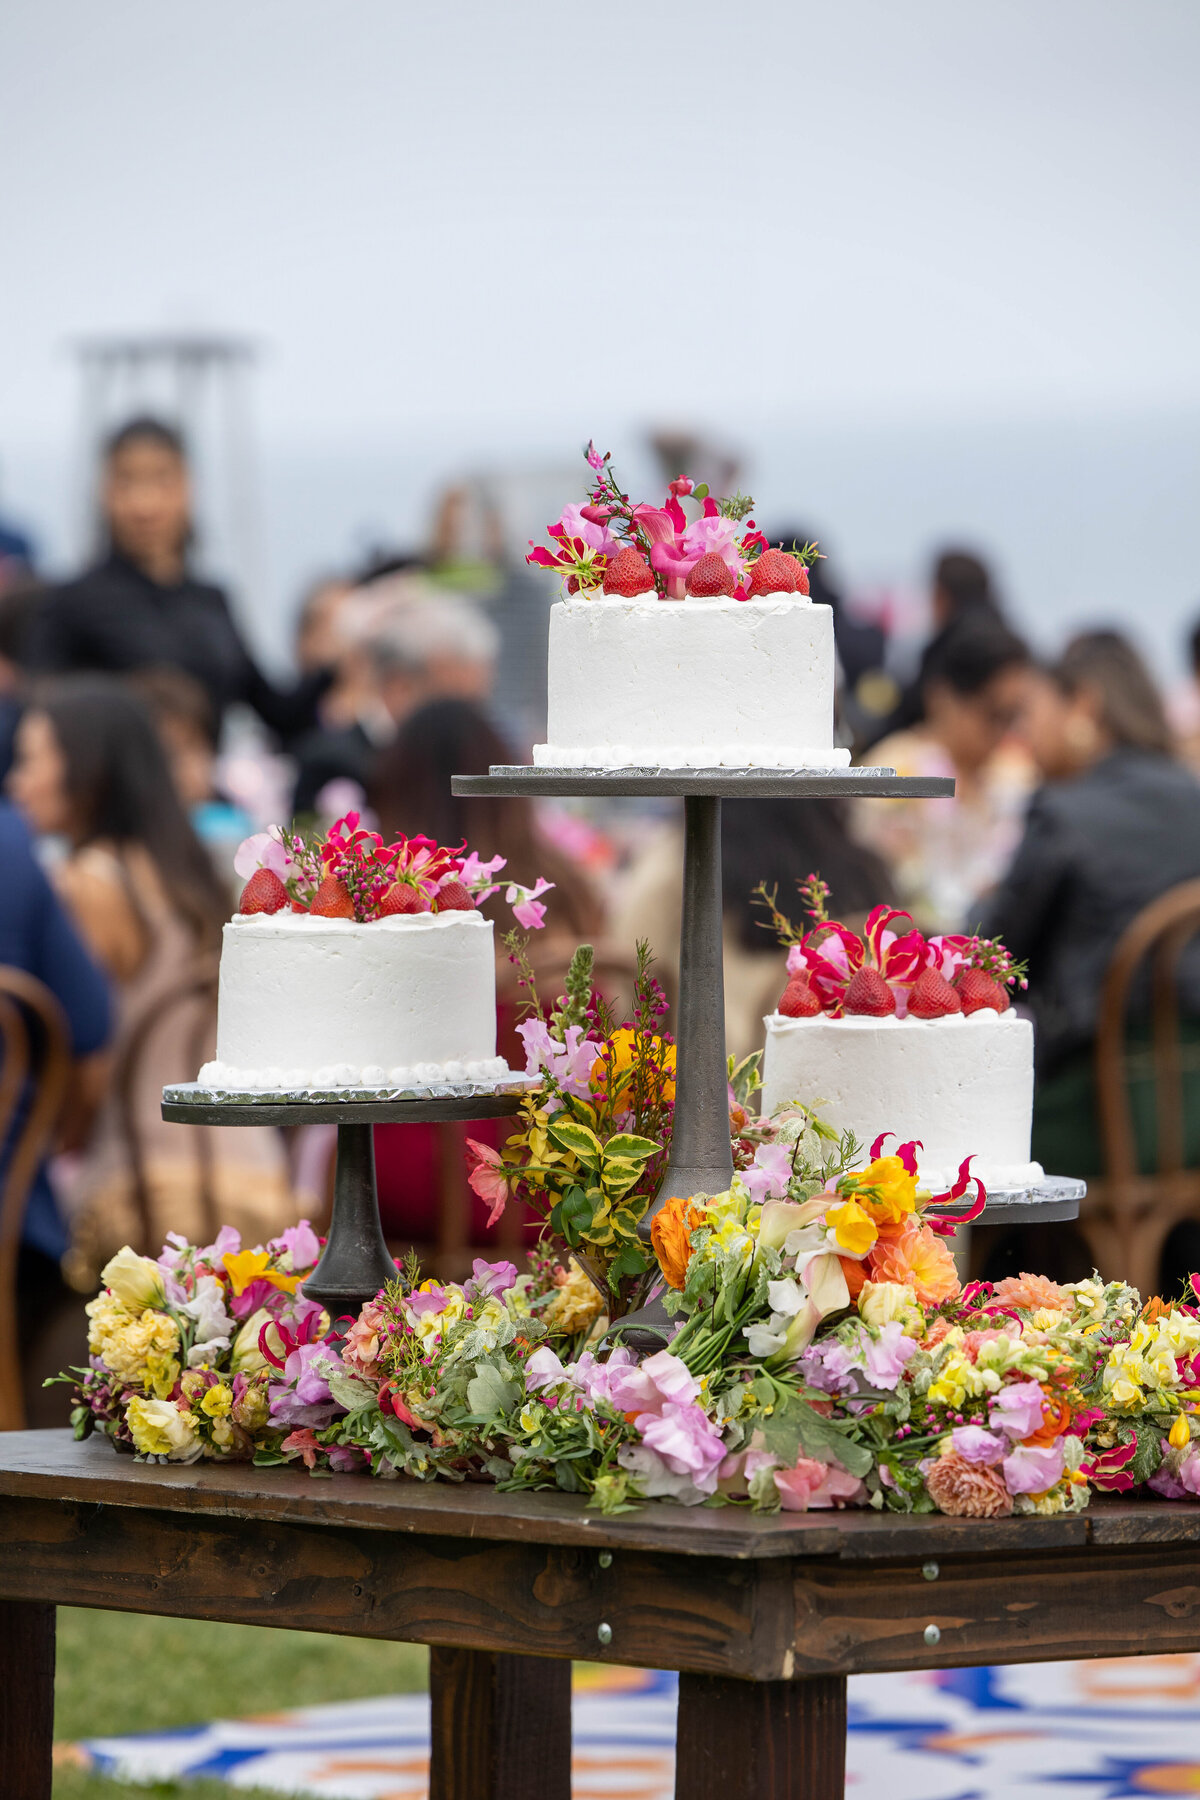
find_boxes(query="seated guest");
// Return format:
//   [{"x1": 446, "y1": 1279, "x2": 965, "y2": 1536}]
[
  {"x1": 0, "y1": 800, "x2": 111, "y2": 1366},
  {"x1": 291, "y1": 585, "x2": 500, "y2": 816},
  {"x1": 126, "y1": 666, "x2": 254, "y2": 885},
  {"x1": 855, "y1": 615, "x2": 1035, "y2": 932},
  {"x1": 9, "y1": 676, "x2": 299, "y2": 1275},
  {"x1": 25, "y1": 417, "x2": 327, "y2": 743},
  {"x1": 981, "y1": 630, "x2": 1200, "y2": 1195}
]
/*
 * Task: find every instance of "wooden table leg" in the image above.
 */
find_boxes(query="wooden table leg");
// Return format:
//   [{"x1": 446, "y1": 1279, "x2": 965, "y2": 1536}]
[
  {"x1": 428, "y1": 1646, "x2": 571, "y2": 1800},
  {"x1": 0, "y1": 1600, "x2": 55, "y2": 1800},
  {"x1": 675, "y1": 1671, "x2": 846, "y2": 1800}
]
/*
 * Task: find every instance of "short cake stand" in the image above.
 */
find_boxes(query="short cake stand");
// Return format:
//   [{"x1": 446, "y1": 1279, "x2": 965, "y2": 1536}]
[
  {"x1": 453, "y1": 766, "x2": 1085, "y2": 1341},
  {"x1": 161, "y1": 1081, "x2": 531, "y2": 1322}
]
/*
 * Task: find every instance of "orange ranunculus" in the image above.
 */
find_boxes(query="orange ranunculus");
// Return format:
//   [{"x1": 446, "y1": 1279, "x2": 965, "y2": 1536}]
[
  {"x1": 868, "y1": 1220, "x2": 960, "y2": 1307},
  {"x1": 1025, "y1": 1393, "x2": 1072, "y2": 1445},
  {"x1": 991, "y1": 1272, "x2": 1068, "y2": 1312},
  {"x1": 650, "y1": 1195, "x2": 705, "y2": 1289}
]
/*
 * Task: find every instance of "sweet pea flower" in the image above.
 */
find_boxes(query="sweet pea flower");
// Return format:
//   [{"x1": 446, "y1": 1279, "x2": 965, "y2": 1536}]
[
  {"x1": 859, "y1": 1321, "x2": 918, "y2": 1390},
  {"x1": 507, "y1": 877, "x2": 555, "y2": 931},
  {"x1": 774, "y1": 1456, "x2": 865, "y2": 1512},
  {"x1": 605, "y1": 1349, "x2": 699, "y2": 1417},
  {"x1": 464, "y1": 1141, "x2": 512, "y2": 1227},
  {"x1": 269, "y1": 1221, "x2": 321, "y2": 1271},
  {"x1": 457, "y1": 850, "x2": 507, "y2": 902},
  {"x1": 618, "y1": 1402, "x2": 725, "y2": 1505},
  {"x1": 989, "y1": 1381, "x2": 1047, "y2": 1440},
  {"x1": 744, "y1": 1143, "x2": 794, "y2": 1206},
  {"x1": 233, "y1": 830, "x2": 291, "y2": 881},
  {"x1": 198, "y1": 1224, "x2": 242, "y2": 1267},
  {"x1": 1001, "y1": 1440, "x2": 1066, "y2": 1494},
  {"x1": 950, "y1": 1425, "x2": 1008, "y2": 1466},
  {"x1": 516, "y1": 1018, "x2": 599, "y2": 1099},
  {"x1": 555, "y1": 503, "x2": 620, "y2": 559},
  {"x1": 269, "y1": 1343, "x2": 341, "y2": 1428},
  {"x1": 467, "y1": 1258, "x2": 518, "y2": 1300},
  {"x1": 524, "y1": 1346, "x2": 569, "y2": 1393}
]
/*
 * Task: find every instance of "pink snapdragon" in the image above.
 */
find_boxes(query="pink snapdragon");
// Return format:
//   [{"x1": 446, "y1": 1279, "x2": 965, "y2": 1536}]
[{"x1": 517, "y1": 1018, "x2": 603, "y2": 1098}]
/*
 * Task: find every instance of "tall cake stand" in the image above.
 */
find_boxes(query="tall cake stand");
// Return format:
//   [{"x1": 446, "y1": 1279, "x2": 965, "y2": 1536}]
[
  {"x1": 161, "y1": 1082, "x2": 530, "y2": 1321},
  {"x1": 453, "y1": 765, "x2": 1084, "y2": 1338}
]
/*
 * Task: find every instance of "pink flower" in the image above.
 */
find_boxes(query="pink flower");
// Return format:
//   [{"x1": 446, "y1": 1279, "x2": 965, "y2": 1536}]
[
  {"x1": 667, "y1": 476, "x2": 694, "y2": 497},
  {"x1": 744, "y1": 1142, "x2": 793, "y2": 1205},
  {"x1": 774, "y1": 1456, "x2": 865, "y2": 1511},
  {"x1": 467, "y1": 1258, "x2": 518, "y2": 1299},
  {"x1": 506, "y1": 876, "x2": 555, "y2": 931},
  {"x1": 1002, "y1": 1440, "x2": 1065, "y2": 1494},
  {"x1": 281, "y1": 1427, "x2": 322, "y2": 1469},
  {"x1": 556, "y1": 504, "x2": 620, "y2": 559},
  {"x1": 464, "y1": 1141, "x2": 512, "y2": 1227},
  {"x1": 234, "y1": 829, "x2": 291, "y2": 881},
  {"x1": 950, "y1": 1425, "x2": 1008, "y2": 1466},
  {"x1": 585, "y1": 440, "x2": 606, "y2": 471},
  {"x1": 1083, "y1": 1439, "x2": 1137, "y2": 1491},
  {"x1": 618, "y1": 1401, "x2": 725, "y2": 1504},
  {"x1": 989, "y1": 1381, "x2": 1047, "y2": 1440},
  {"x1": 269, "y1": 1221, "x2": 321, "y2": 1271},
  {"x1": 516, "y1": 1019, "x2": 599, "y2": 1098},
  {"x1": 343, "y1": 1302, "x2": 387, "y2": 1378},
  {"x1": 605, "y1": 1349, "x2": 699, "y2": 1417},
  {"x1": 924, "y1": 1450, "x2": 1013, "y2": 1517}
]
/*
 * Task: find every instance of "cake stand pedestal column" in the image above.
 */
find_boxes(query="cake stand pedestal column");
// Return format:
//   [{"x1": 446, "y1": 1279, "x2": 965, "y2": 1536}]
[{"x1": 161, "y1": 1086, "x2": 530, "y2": 1323}]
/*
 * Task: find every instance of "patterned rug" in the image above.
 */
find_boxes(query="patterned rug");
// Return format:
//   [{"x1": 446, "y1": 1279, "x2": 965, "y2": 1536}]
[{"x1": 74, "y1": 1655, "x2": 1200, "y2": 1798}]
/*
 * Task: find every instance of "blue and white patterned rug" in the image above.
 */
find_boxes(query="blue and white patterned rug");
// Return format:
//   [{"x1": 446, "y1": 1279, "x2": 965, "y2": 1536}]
[{"x1": 74, "y1": 1655, "x2": 1200, "y2": 1798}]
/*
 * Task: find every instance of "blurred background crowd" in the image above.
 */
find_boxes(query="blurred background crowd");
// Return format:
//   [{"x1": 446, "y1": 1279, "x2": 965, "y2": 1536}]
[{"x1": 3, "y1": 0, "x2": 1200, "y2": 1423}]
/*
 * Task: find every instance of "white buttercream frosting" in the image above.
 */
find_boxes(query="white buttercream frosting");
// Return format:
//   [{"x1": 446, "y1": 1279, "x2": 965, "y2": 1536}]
[
  {"x1": 533, "y1": 594, "x2": 848, "y2": 771},
  {"x1": 208, "y1": 909, "x2": 500, "y2": 1089},
  {"x1": 760, "y1": 1009, "x2": 1043, "y2": 1191}
]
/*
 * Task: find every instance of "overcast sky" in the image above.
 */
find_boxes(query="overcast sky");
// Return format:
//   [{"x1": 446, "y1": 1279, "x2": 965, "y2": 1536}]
[{"x1": 2, "y1": 0, "x2": 1198, "y2": 662}]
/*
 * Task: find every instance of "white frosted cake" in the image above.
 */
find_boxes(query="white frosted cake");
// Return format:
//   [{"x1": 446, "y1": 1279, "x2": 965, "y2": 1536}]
[
  {"x1": 532, "y1": 595, "x2": 851, "y2": 771},
  {"x1": 760, "y1": 1010, "x2": 1043, "y2": 1191},
  {"x1": 199, "y1": 911, "x2": 508, "y2": 1092}
]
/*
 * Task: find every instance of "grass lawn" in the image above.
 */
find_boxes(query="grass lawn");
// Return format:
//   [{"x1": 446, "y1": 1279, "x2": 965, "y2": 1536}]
[{"x1": 53, "y1": 1607, "x2": 429, "y2": 1799}]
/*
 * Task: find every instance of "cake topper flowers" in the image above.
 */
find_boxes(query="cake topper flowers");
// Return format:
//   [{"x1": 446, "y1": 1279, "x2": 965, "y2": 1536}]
[
  {"x1": 528, "y1": 442, "x2": 819, "y2": 602},
  {"x1": 754, "y1": 873, "x2": 1027, "y2": 1019},
  {"x1": 233, "y1": 814, "x2": 553, "y2": 928}
]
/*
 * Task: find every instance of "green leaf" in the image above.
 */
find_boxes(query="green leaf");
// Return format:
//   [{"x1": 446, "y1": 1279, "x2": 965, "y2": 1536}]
[
  {"x1": 560, "y1": 1184, "x2": 599, "y2": 1240},
  {"x1": 603, "y1": 1133, "x2": 660, "y2": 1163},
  {"x1": 466, "y1": 1363, "x2": 520, "y2": 1421},
  {"x1": 762, "y1": 1397, "x2": 873, "y2": 1479},
  {"x1": 324, "y1": 1368, "x2": 378, "y2": 1414},
  {"x1": 607, "y1": 1240, "x2": 649, "y2": 1290},
  {"x1": 547, "y1": 1120, "x2": 604, "y2": 1166},
  {"x1": 692, "y1": 483, "x2": 709, "y2": 500}
]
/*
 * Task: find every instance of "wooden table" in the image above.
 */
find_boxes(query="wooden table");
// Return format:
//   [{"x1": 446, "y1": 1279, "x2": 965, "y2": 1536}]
[{"x1": 5, "y1": 1433, "x2": 1200, "y2": 1799}]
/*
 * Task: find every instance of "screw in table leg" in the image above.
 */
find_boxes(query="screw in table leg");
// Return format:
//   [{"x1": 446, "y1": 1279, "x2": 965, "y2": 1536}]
[{"x1": 302, "y1": 1122, "x2": 397, "y2": 1324}]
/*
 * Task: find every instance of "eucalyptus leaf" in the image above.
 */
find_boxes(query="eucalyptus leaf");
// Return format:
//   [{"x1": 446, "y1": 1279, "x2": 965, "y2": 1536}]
[{"x1": 466, "y1": 1363, "x2": 520, "y2": 1420}]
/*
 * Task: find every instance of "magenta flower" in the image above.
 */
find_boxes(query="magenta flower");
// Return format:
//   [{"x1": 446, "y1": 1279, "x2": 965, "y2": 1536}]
[
  {"x1": 516, "y1": 1019, "x2": 600, "y2": 1098},
  {"x1": 633, "y1": 495, "x2": 747, "y2": 597},
  {"x1": 584, "y1": 440, "x2": 606, "y2": 471},
  {"x1": 556, "y1": 504, "x2": 620, "y2": 559}
]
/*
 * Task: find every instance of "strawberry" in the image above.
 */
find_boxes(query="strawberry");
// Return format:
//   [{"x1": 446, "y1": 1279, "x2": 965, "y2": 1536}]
[
  {"x1": 954, "y1": 967, "x2": 1010, "y2": 1014},
  {"x1": 778, "y1": 973, "x2": 822, "y2": 1018},
  {"x1": 290, "y1": 899, "x2": 310, "y2": 913},
  {"x1": 602, "y1": 546, "x2": 655, "y2": 597},
  {"x1": 238, "y1": 867, "x2": 288, "y2": 915},
  {"x1": 310, "y1": 875, "x2": 356, "y2": 919},
  {"x1": 843, "y1": 967, "x2": 896, "y2": 1016},
  {"x1": 378, "y1": 881, "x2": 430, "y2": 916},
  {"x1": 795, "y1": 565, "x2": 810, "y2": 596},
  {"x1": 907, "y1": 966, "x2": 963, "y2": 1019},
  {"x1": 434, "y1": 879, "x2": 477, "y2": 912},
  {"x1": 686, "y1": 552, "x2": 736, "y2": 597},
  {"x1": 748, "y1": 548, "x2": 798, "y2": 596}
]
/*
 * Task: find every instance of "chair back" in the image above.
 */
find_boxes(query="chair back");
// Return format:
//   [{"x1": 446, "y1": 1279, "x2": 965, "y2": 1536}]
[
  {"x1": 1094, "y1": 878, "x2": 1200, "y2": 1182},
  {"x1": 113, "y1": 955, "x2": 220, "y2": 1253},
  {"x1": 0, "y1": 968, "x2": 72, "y2": 1430}
]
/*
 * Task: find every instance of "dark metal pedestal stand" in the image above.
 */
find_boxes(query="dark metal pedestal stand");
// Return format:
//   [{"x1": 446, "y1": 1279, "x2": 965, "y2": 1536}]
[
  {"x1": 162, "y1": 1085, "x2": 527, "y2": 1322},
  {"x1": 455, "y1": 766, "x2": 1087, "y2": 1340}
]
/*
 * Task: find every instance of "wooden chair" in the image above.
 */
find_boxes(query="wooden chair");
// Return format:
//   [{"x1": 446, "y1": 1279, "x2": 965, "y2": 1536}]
[
  {"x1": 1076, "y1": 878, "x2": 1200, "y2": 1295},
  {"x1": 0, "y1": 969, "x2": 72, "y2": 1430},
  {"x1": 113, "y1": 956, "x2": 220, "y2": 1254},
  {"x1": 389, "y1": 941, "x2": 644, "y2": 1281}
]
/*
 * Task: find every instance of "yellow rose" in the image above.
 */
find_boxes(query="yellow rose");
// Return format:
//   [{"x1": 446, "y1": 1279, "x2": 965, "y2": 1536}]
[
  {"x1": 125, "y1": 1395, "x2": 201, "y2": 1461},
  {"x1": 825, "y1": 1199, "x2": 878, "y2": 1257}
]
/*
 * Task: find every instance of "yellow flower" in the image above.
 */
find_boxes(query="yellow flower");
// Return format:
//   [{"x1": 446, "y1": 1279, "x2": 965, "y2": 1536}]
[
  {"x1": 221, "y1": 1249, "x2": 301, "y2": 1297},
  {"x1": 1170, "y1": 1412, "x2": 1192, "y2": 1449},
  {"x1": 89, "y1": 1304, "x2": 181, "y2": 1388},
  {"x1": 125, "y1": 1395, "x2": 201, "y2": 1460},
  {"x1": 144, "y1": 1350, "x2": 180, "y2": 1400},
  {"x1": 101, "y1": 1247, "x2": 166, "y2": 1314},
  {"x1": 825, "y1": 1199, "x2": 878, "y2": 1257},
  {"x1": 200, "y1": 1383, "x2": 233, "y2": 1418},
  {"x1": 591, "y1": 1027, "x2": 676, "y2": 1102},
  {"x1": 543, "y1": 1261, "x2": 605, "y2": 1334},
  {"x1": 840, "y1": 1156, "x2": 918, "y2": 1225},
  {"x1": 211, "y1": 1416, "x2": 235, "y2": 1450},
  {"x1": 859, "y1": 1281, "x2": 923, "y2": 1336},
  {"x1": 232, "y1": 1380, "x2": 270, "y2": 1432}
]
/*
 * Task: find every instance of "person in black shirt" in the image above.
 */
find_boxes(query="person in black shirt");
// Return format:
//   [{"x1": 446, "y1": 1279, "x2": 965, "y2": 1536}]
[{"x1": 25, "y1": 417, "x2": 326, "y2": 742}]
